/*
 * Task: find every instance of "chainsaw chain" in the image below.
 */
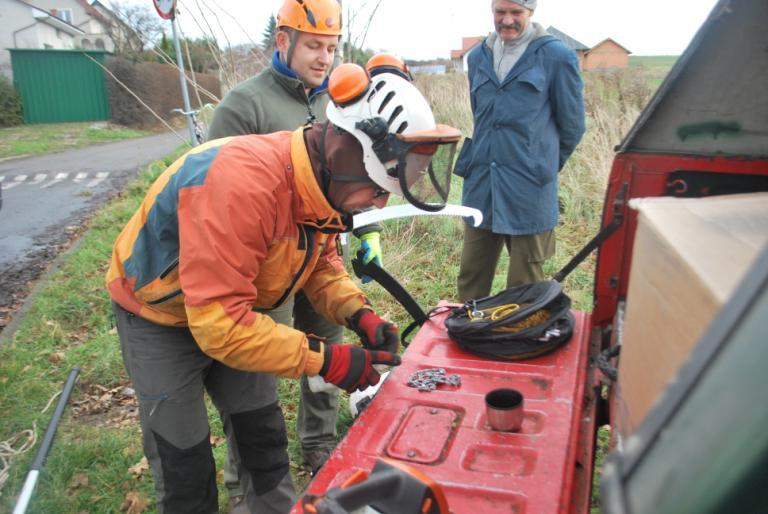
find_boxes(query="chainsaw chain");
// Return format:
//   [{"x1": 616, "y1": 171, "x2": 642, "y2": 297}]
[{"x1": 407, "y1": 368, "x2": 461, "y2": 392}]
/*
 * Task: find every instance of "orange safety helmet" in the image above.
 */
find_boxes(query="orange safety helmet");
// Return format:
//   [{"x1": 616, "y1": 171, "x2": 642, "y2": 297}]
[
  {"x1": 366, "y1": 53, "x2": 413, "y2": 81},
  {"x1": 277, "y1": 0, "x2": 342, "y2": 36}
]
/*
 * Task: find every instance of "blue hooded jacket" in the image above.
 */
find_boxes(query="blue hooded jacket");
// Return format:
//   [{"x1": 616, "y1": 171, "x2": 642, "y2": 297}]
[{"x1": 455, "y1": 28, "x2": 585, "y2": 235}]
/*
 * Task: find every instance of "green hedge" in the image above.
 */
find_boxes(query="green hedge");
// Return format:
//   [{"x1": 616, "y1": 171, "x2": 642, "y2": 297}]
[{"x1": 0, "y1": 74, "x2": 23, "y2": 127}]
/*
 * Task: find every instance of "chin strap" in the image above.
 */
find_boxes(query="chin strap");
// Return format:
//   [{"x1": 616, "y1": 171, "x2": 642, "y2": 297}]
[
  {"x1": 319, "y1": 122, "x2": 379, "y2": 206},
  {"x1": 319, "y1": 121, "x2": 333, "y2": 200},
  {"x1": 283, "y1": 29, "x2": 299, "y2": 70},
  {"x1": 315, "y1": 123, "x2": 361, "y2": 232}
]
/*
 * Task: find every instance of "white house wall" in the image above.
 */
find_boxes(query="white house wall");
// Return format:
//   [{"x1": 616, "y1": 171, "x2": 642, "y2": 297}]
[
  {"x1": 0, "y1": 0, "x2": 32, "y2": 77},
  {"x1": 0, "y1": 0, "x2": 82, "y2": 79},
  {"x1": 27, "y1": 0, "x2": 114, "y2": 51},
  {"x1": 26, "y1": 0, "x2": 89, "y2": 24},
  {"x1": 36, "y1": 20, "x2": 78, "y2": 49}
]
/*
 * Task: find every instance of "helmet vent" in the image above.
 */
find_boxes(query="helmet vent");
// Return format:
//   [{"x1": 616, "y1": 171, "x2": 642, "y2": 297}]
[
  {"x1": 387, "y1": 105, "x2": 403, "y2": 127},
  {"x1": 295, "y1": 0, "x2": 317, "y2": 28},
  {"x1": 378, "y1": 91, "x2": 395, "y2": 114},
  {"x1": 368, "y1": 81, "x2": 386, "y2": 102},
  {"x1": 396, "y1": 121, "x2": 408, "y2": 134}
]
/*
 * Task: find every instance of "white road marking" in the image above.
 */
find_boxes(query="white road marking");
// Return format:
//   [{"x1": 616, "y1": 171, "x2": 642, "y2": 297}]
[
  {"x1": 86, "y1": 172, "x2": 109, "y2": 187},
  {"x1": 41, "y1": 172, "x2": 69, "y2": 188},
  {"x1": 0, "y1": 171, "x2": 111, "y2": 191},
  {"x1": 3, "y1": 175, "x2": 28, "y2": 190}
]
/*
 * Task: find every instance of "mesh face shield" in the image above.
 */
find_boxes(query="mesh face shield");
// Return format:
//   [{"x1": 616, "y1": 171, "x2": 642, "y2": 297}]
[
  {"x1": 395, "y1": 140, "x2": 458, "y2": 211},
  {"x1": 362, "y1": 119, "x2": 461, "y2": 211}
]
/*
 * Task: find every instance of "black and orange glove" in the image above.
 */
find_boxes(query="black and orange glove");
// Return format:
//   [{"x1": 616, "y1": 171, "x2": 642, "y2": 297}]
[
  {"x1": 347, "y1": 308, "x2": 399, "y2": 354},
  {"x1": 319, "y1": 343, "x2": 401, "y2": 393}
]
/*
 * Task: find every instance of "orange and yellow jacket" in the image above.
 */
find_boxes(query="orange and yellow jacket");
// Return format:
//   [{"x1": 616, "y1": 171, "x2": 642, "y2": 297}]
[{"x1": 106, "y1": 128, "x2": 369, "y2": 378}]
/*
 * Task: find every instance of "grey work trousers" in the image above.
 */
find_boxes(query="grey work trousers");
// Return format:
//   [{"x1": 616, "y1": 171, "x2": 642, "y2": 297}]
[
  {"x1": 223, "y1": 290, "x2": 343, "y2": 500},
  {"x1": 457, "y1": 225, "x2": 556, "y2": 302},
  {"x1": 113, "y1": 302, "x2": 297, "y2": 514}
]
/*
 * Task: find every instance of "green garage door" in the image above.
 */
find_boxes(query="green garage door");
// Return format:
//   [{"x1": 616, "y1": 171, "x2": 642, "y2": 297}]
[{"x1": 10, "y1": 49, "x2": 110, "y2": 123}]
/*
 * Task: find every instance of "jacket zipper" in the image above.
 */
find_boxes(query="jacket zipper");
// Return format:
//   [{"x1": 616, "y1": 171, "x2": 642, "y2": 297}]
[
  {"x1": 147, "y1": 289, "x2": 182, "y2": 305},
  {"x1": 159, "y1": 258, "x2": 179, "y2": 279},
  {"x1": 271, "y1": 224, "x2": 316, "y2": 309},
  {"x1": 148, "y1": 259, "x2": 182, "y2": 304}
]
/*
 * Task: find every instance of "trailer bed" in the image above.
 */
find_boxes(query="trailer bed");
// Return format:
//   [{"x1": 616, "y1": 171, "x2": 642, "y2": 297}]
[{"x1": 292, "y1": 305, "x2": 597, "y2": 514}]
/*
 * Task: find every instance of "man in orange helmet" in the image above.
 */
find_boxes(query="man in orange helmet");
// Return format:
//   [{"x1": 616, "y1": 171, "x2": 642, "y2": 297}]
[
  {"x1": 110, "y1": 64, "x2": 459, "y2": 514},
  {"x1": 207, "y1": 1, "x2": 363, "y2": 508},
  {"x1": 208, "y1": 6, "x2": 416, "y2": 508}
]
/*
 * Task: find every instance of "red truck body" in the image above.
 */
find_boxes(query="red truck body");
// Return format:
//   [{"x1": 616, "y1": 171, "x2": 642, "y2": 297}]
[
  {"x1": 297, "y1": 308, "x2": 596, "y2": 514},
  {"x1": 293, "y1": 0, "x2": 768, "y2": 512}
]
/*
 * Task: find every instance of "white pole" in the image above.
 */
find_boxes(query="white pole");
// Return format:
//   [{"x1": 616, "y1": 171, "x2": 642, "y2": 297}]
[
  {"x1": 171, "y1": 16, "x2": 197, "y2": 146},
  {"x1": 12, "y1": 368, "x2": 80, "y2": 514},
  {"x1": 12, "y1": 471, "x2": 39, "y2": 514}
]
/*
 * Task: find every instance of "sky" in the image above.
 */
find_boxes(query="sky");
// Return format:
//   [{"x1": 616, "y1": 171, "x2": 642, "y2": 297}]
[{"x1": 158, "y1": 0, "x2": 721, "y2": 61}]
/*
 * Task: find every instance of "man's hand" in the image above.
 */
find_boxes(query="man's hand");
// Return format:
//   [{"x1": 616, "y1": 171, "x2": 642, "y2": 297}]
[
  {"x1": 347, "y1": 308, "x2": 399, "y2": 354},
  {"x1": 359, "y1": 231, "x2": 383, "y2": 284},
  {"x1": 319, "y1": 344, "x2": 401, "y2": 393}
]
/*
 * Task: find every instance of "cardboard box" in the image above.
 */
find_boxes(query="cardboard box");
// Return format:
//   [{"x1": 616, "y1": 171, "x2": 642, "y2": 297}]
[{"x1": 615, "y1": 193, "x2": 768, "y2": 438}]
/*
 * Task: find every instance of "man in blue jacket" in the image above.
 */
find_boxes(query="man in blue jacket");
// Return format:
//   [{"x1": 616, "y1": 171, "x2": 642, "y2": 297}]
[{"x1": 455, "y1": 0, "x2": 585, "y2": 301}]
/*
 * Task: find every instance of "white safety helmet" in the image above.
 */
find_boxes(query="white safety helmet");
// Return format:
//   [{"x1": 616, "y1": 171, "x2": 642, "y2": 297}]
[{"x1": 326, "y1": 63, "x2": 461, "y2": 211}]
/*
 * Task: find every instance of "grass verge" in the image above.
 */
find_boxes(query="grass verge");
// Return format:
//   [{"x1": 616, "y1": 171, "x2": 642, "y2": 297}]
[{"x1": 0, "y1": 122, "x2": 149, "y2": 160}]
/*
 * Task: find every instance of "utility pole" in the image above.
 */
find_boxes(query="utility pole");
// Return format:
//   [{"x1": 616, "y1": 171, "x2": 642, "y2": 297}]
[
  {"x1": 171, "y1": 16, "x2": 198, "y2": 146},
  {"x1": 153, "y1": 0, "x2": 197, "y2": 146}
]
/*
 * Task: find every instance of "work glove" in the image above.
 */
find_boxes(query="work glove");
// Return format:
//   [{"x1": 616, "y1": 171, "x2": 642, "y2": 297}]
[
  {"x1": 347, "y1": 308, "x2": 399, "y2": 354},
  {"x1": 359, "y1": 231, "x2": 383, "y2": 284},
  {"x1": 319, "y1": 343, "x2": 401, "y2": 393}
]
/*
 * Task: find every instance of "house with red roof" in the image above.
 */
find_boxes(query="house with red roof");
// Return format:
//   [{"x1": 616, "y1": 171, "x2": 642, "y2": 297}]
[
  {"x1": 450, "y1": 36, "x2": 484, "y2": 72},
  {"x1": 450, "y1": 27, "x2": 630, "y2": 72},
  {"x1": 547, "y1": 26, "x2": 631, "y2": 69}
]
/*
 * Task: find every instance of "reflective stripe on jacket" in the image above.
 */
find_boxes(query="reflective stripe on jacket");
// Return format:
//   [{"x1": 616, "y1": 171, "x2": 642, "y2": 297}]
[
  {"x1": 455, "y1": 29, "x2": 586, "y2": 235},
  {"x1": 106, "y1": 129, "x2": 367, "y2": 377}
]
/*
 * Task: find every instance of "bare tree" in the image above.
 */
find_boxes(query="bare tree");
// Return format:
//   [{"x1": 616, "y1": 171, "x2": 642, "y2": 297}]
[
  {"x1": 177, "y1": 0, "x2": 270, "y2": 89},
  {"x1": 104, "y1": 2, "x2": 164, "y2": 58},
  {"x1": 342, "y1": 0, "x2": 383, "y2": 63}
]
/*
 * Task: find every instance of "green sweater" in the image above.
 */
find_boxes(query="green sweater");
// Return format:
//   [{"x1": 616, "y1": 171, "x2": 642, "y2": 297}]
[
  {"x1": 207, "y1": 62, "x2": 380, "y2": 238},
  {"x1": 207, "y1": 65, "x2": 329, "y2": 139}
]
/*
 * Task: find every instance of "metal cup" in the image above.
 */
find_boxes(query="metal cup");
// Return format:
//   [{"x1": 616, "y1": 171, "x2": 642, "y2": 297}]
[{"x1": 485, "y1": 388, "x2": 524, "y2": 432}]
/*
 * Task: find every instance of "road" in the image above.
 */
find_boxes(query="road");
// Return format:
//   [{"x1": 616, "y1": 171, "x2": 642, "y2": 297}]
[{"x1": 0, "y1": 132, "x2": 184, "y2": 331}]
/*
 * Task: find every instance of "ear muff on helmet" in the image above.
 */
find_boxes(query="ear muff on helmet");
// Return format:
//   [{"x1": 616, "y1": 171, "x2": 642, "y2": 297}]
[
  {"x1": 277, "y1": 0, "x2": 342, "y2": 36},
  {"x1": 328, "y1": 63, "x2": 370, "y2": 107}
]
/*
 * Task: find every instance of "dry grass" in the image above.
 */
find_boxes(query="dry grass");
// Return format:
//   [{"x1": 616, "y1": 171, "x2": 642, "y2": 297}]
[{"x1": 389, "y1": 68, "x2": 656, "y2": 315}]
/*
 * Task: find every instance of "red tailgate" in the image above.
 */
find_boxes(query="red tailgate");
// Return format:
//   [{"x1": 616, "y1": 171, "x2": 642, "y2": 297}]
[{"x1": 292, "y1": 306, "x2": 596, "y2": 514}]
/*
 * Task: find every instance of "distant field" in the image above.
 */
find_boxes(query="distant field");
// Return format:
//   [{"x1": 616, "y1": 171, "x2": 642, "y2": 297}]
[
  {"x1": 629, "y1": 55, "x2": 678, "y2": 88},
  {"x1": 629, "y1": 55, "x2": 678, "y2": 68}
]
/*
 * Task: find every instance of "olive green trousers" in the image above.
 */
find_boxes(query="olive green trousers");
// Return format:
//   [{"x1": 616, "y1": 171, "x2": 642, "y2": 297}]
[{"x1": 457, "y1": 225, "x2": 555, "y2": 302}]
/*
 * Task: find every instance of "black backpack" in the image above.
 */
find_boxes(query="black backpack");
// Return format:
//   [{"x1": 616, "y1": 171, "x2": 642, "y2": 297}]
[{"x1": 444, "y1": 280, "x2": 575, "y2": 360}]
